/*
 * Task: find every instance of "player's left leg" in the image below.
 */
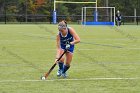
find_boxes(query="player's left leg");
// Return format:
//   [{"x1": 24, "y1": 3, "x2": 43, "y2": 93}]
[{"x1": 62, "y1": 52, "x2": 73, "y2": 78}]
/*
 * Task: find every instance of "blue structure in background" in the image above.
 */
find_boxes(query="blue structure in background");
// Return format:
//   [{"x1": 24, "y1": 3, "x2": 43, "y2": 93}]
[
  {"x1": 83, "y1": 10, "x2": 114, "y2": 26},
  {"x1": 83, "y1": 22, "x2": 114, "y2": 25},
  {"x1": 53, "y1": 11, "x2": 57, "y2": 24},
  {"x1": 94, "y1": 10, "x2": 98, "y2": 22}
]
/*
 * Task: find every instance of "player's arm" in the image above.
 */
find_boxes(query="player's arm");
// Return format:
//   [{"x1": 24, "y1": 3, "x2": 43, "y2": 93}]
[
  {"x1": 69, "y1": 27, "x2": 80, "y2": 45},
  {"x1": 56, "y1": 34, "x2": 60, "y2": 59}
]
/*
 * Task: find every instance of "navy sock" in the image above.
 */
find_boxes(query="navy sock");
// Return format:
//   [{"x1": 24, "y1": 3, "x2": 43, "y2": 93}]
[
  {"x1": 58, "y1": 62, "x2": 64, "y2": 70},
  {"x1": 62, "y1": 65, "x2": 70, "y2": 74}
]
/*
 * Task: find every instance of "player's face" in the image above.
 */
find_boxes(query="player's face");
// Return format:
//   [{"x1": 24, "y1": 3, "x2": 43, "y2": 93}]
[{"x1": 59, "y1": 28, "x2": 67, "y2": 32}]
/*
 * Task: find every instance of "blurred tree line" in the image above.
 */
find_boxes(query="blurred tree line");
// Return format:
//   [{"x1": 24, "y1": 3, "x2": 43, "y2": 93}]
[{"x1": 0, "y1": 0, "x2": 139, "y2": 22}]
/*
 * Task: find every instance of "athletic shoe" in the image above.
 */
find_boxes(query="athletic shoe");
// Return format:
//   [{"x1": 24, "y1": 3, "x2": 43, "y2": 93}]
[
  {"x1": 62, "y1": 73, "x2": 67, "y2": 78},
  {"x1": 57, "y1": 69, "x2": 62, "y2": 77}
]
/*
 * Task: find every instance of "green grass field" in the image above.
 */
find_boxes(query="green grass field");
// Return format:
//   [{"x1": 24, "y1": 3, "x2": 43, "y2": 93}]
[{"x1": 0, "y1": 24, "x2": 140, "y2": 93}]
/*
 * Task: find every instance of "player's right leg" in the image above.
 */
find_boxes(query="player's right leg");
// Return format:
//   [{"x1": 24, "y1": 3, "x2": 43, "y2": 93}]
[{"x1": 57, "y1": 49, "x2": 65, "y2": 77}]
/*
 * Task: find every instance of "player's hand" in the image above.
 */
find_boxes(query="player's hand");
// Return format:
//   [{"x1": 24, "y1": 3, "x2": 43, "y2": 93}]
[{"x1": 55, "y1": 58, "x2": 59, "y2": 64}]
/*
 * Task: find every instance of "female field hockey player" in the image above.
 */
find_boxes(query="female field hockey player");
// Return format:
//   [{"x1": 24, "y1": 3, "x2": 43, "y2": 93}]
[{"x1": 55, "y1": 20, "x2": 80, "y2": 78}]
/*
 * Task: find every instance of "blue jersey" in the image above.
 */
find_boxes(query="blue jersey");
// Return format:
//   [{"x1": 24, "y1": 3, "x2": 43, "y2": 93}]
[{"x1": 59, "y1": 28, "x2": 74, "y2": 53}]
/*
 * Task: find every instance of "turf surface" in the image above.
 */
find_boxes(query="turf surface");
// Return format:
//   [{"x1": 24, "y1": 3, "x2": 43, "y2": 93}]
[{"x1": 0, "y1": 24, "x2": 140, "y2": 93}]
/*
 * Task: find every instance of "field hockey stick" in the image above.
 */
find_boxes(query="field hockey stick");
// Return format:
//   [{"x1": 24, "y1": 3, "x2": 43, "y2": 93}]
[{"x1": 41, "y1": 49, "x2": 68, "y2": 80}]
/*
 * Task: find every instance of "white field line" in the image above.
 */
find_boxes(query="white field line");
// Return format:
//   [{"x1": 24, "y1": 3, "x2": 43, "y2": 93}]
[
  {"x1": 40, "y1": 48, "x2": 140, "y2": 51},
  {"x1": 76, "y1": 48, "x2": 140, "y2": 50},
  {"x1": 0, "y1": 78, "x2": 138, "y2": 83}
]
